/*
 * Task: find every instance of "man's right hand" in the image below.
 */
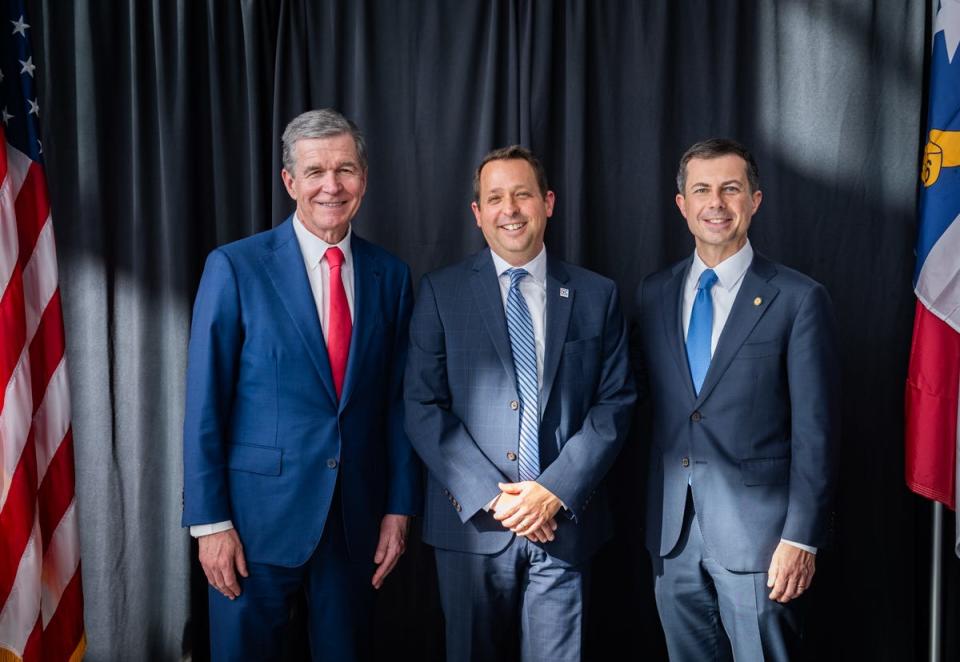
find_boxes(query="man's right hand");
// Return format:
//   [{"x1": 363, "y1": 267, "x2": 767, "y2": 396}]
[{"x1": 198, "y1": 528, "x2": 248, "y2": 599}]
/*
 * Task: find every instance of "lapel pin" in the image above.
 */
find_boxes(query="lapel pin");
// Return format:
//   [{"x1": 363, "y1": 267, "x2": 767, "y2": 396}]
[
  {"x1": 560, "y1": 288, "x2": 569, "y2": 298},
  {"x1": 753, "y1": 297, "x2": 762, "y2": 306}
]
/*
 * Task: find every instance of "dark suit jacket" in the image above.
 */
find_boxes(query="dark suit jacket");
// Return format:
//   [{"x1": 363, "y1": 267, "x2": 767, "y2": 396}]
[
  {"x1": 182, "y1": 217, "x2": 421, "y2": 567},
  {"x1": 404, "y1": 249, "x2": 636, "y2": 565},
  {"x1": 637, "y1": 252, "x2": 839, "y2": 572}
]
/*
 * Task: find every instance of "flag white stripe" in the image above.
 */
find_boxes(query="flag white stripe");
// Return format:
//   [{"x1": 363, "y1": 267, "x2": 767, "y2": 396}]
[
  {"x1": 21, "y1": 213, "x2": 56, "y2": 343},
  {"x1": 0, "y1": 144, "x2": 32, "y2": 294},
  {"x1": 0, "y1": 350, "x2": 33, "y2": 512},
  {"x1": 916, "y1": 211, "x2": 960, "y2": 333},
  {"x1": 0, "y1": 516, "x2": 41, "y2": 656},
  {"x1": 32, "y1": 357, "x2": 69, "y2": 485},
  {"x1": 40, "y1": 499, "x2": 80, "y2": 628}
]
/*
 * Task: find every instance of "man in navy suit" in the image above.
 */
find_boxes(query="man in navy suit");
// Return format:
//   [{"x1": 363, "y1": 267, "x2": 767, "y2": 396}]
[
  {"x1": 636, "y1": 139, "x2": 839, "y2": 660},
  {"x1": 182, "y1": 109, "x2": 421, "y2": 660},
  {"x1": 405, "y1": 146, "x2": 635, "y2": 661}
]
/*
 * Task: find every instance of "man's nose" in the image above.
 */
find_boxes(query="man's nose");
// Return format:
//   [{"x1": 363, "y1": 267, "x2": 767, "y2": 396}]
[{"x1": 319, "y1": 171, "x2": 342, "y2": 191}]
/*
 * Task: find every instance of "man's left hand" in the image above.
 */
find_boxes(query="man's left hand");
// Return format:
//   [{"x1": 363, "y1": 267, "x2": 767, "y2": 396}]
[
  {"x1": 766, "y1": 541, "x2": 816, "y2": 603},
  {"x1": 493, "y1": 481, "x2": 562, "y2": 537},
  {"x1": 372, "y1": 514, "x2": 410, "y2": 589}
]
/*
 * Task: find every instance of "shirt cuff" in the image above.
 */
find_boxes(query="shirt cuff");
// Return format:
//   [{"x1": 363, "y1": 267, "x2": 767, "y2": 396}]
[
  {"x1": 190, "y1": 520, "x2": 234, "y2": 538},
  {"x1": 780, "y1": 538, "x2": 817, "y2": 554}
]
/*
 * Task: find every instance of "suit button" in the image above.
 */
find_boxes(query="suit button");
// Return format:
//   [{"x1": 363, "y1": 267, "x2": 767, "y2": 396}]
[
  {"x1": 507, "y1": 451, "x2": 517, "y2": 461},
  {"x1": 455, "y1": 504, "x2": 462, "y2": 512},
  {"x1": 681, "y1": 457, "x2": 690, "y2": 468},
  {"x1": 510, "y1": 400, "x2": 519, "y2": 410},
  {"x1": 690, "y1": 411, "x2": 702, "y2": 422},
  {"x1": 326, "y1": 458, "x2": 338, "y2": 469}
]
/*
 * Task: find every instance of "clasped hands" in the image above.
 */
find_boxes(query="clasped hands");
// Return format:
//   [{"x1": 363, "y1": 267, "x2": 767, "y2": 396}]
[{"x1": 491, "y1": 481, "x2": 562, "y2": 543}]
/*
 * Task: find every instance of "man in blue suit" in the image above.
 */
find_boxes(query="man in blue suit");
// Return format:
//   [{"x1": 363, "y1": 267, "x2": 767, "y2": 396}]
[
  {"x1": 405, "y1": 146, "x2": 636, "y2": 661},
  {"x1": 636, "y1": 139, "x2": 839, "y2": 660},
  {"x1": 182, "y1": 109, "x2": 421, "y2": 660}
]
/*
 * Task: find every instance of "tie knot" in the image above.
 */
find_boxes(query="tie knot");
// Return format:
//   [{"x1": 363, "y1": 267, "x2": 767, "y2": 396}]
[
  {"x1": 697, "y1": 269, "x2": 718, "y2": 292},
  {"x1": 506, "y1": 268, "x2": 529, "y2": 288},
  {"x1": 325, "y1": 246, "x2": 345, "y2": 269}
]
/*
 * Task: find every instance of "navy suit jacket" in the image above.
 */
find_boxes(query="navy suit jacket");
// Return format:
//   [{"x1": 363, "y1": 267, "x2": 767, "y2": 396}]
[
  {"x1": 404, "y1": 249, "x2": 636, "y2": 565},
  {"x1": 182, "y1": 217, "x2": 421, "y2": 567},
  {"x1": 637, "y1": 252, "x2": 839, "y2": 572}
]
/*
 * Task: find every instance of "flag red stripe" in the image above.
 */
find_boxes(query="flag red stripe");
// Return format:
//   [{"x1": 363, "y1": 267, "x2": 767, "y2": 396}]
[
  {"x1": 905, "y1": 301, "x2": 960, "y2": 508},
  {"x1": 13, "y1": 162, "x2": 50, "y2": 268},
  {"x1": 0, "y1": 265, "x2": 26, "y2": 413},
  {"x1": 39, "y1": 566, "x2": 84, "y2": 660},
  {"x1": 0, "y1": 430, "x2": 37, "y2": 609},
  {"x1": 0, "y1": 128, "x2": 7, "y2": 185},
  {"x1": 19, "y1": 613, "x2": 42, "y2": 662},
  {"x1": 37, "y1": 429, "x2": 75, "y2": 551},
  {"x1": 27, "y1": 289, "x2": 65, "y2": 414}
]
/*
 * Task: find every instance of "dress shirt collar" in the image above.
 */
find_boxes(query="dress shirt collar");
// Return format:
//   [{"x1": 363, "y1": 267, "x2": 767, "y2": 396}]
[
  {"x1": 292, "y1": 214, "x2": 353, "y2": 272},
  {"x1": 688, "y1": 239, "x2": 753, "y2": 292},
  {"x1": 490, "y1": 245, "x2": 547, "y2": 285}
]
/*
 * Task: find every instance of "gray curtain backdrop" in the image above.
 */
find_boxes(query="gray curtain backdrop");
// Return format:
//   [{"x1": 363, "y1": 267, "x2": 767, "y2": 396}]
[{"x1": 25, "y1": 0, "x2": 949, "y2": 659}]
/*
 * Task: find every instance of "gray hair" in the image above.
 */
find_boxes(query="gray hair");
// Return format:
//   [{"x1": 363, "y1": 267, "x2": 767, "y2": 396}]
[
  {"x1": 281, "y1": 108, "x2": 368, "y2": 174},
  {"x1": 676, "y1": 138, "x2": 760, "y2": 194}
]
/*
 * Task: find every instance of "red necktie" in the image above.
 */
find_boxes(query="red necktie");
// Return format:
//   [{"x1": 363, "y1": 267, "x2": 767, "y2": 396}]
[{"x1": 325, "y1": 246, "x2": 351, "y2": 399}]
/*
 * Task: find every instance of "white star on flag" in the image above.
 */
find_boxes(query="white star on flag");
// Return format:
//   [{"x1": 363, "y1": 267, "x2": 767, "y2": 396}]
[
  {"x1": 1, "y1": 107, "x2": 12, "y2": 124},
  {"x1": 27, "y1": 98, "x2": 38, "y2": 116},
  {"x1": 935, "y1": 0, "x2": 960, "y2": 63},
  {"x1": 10, "y1": 14, "x2": 28, "y2": 36},
  {"x1": 18, "y1": 56, "x2": 34, "y2": 77}
]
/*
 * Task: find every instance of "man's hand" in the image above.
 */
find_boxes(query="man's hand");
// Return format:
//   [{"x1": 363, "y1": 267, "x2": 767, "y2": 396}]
[
  {"x1": 199, "y1": 529, "x2": 248, "y2": 600},
  {"x1": 372, "y1": 514, "x2": 410, "y2": 589},
  {"x1": 493, "y1": 481, "x2": 562, "y2": 539},
  {"x1": 766, "y1": 542, "x2": 816, "y2": 603}
]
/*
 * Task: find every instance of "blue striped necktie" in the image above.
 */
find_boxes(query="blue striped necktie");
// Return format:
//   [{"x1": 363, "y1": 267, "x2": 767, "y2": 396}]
[
  {"x1": 505, "y1": 268, "x2": 540, "y2": 481},
  {"x1": 686, "y1": 268, "x2": 718, "y2": 395}
]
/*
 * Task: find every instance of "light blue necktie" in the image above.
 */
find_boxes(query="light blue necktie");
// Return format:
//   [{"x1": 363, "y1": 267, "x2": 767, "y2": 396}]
[
  {"x1": 505, "y1": 268, "x2": 540, "y2": 481},
  {"x1": 686, "y1": 269, "x2": 718, "y2": 395}
]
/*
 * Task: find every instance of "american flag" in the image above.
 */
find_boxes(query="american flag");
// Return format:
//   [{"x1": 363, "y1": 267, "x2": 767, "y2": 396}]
[{"x1": 0, "y1": 0, "x2": 86, "y2": 659}]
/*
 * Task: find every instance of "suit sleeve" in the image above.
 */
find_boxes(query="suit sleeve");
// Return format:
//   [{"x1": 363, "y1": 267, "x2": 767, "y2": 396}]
[
  {"x1": 781, "y1": 283, "x2": 840, "y2": 547},
  {"x1": 384, "y1": 266, "x2": 424, "y2": 515},
  {"x1": 404, "y1": 275, "x2": 509, "y2": 521},
  {"x1": 181, "y1": 249, "x2": 241, "y2": 527},
  {"x1": 536, "y1": 283, "x2": 637, "y2": 517}
]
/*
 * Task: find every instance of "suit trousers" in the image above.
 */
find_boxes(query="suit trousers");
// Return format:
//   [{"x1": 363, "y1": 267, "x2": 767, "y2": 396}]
[
  {"x1": 434, "y1": 536, "x2": 587, "y2": 662},
  {"x1": 207, "y1": 482, "x2": 376, "y2": 661},
  {"x1": 652, "y1": 489, "x2": 803, "y2": 662}
]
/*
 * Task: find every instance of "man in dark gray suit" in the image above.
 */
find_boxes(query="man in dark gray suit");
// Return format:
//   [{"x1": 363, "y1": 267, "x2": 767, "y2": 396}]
[
  {"x1": 405, "y1": 146, "x2": 635, "y2": 661},
  {"x1": 636, "y1": 138, "x2": 839, "y2": 661}
]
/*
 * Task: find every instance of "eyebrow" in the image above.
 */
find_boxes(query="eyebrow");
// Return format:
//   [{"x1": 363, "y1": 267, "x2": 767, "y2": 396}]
[{"x1": 690, "y1": 179, "x2": 744, "y2": 188}]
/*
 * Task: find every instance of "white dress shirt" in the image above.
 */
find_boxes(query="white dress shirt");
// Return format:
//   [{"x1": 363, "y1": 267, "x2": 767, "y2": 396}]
[
  {"x1": 190, "y1": 216, "x2": 355, "y2": 538},
  {"x1": 682, "y1": 240, "x2": 816, "y2": 555}
]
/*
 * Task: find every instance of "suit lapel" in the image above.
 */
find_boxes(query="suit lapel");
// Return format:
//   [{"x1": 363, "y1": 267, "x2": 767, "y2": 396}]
[
  {"x1": 338, "y1": 236, "x2": 380, "y2": 412},
  {"x1": 661, "y1": 257, "x2": 696, "y2": 400},
  {"x1": 261, "y1": 218, "x2": 338, "y2": 405},
  {"x1": 470, "y1": 249, "x2": 517, "y2": 385},
  {"x1": 540, "y1": 257, "x2": 572, "y2": 414},
  {"x1": 695, "y1": 255, "x2": 779, "y2": 405}
]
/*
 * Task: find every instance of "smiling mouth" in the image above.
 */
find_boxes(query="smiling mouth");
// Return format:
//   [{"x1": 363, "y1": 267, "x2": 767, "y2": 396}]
[
  {"x1": 316, "y1": 201, "x2": 347, "y2": 208},
  {"x1": 499, "y1": 222, "x2": 526, "y2": 231},
  {"x1": 702, "y1": 217, "x2": 731, "y2": 225}
]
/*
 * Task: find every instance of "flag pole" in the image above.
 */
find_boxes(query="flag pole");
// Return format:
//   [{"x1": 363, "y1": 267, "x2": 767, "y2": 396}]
[{"x1": 929, "y1": 500, "x2": 942, "y2": 662}]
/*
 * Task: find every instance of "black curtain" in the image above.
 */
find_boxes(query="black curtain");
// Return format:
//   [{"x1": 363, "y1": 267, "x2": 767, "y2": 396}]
[{"x1": 26, "y1": 1, "x2": 952, "y2": 659}]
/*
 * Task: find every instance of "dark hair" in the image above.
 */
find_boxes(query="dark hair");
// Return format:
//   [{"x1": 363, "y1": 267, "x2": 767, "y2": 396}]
[
  {"x1": 282, "y1": 108, "x2": 367, "y2": 174},
  {"x1": 676, "y1": 138, "x2": 760, "y2": 193},
  {"x1": 473, "y1": 145, "x2": 549, "y2": 202}
]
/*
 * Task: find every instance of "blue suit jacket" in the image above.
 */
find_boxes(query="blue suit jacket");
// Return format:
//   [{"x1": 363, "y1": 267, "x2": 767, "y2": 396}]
[
  {"x1": 182, "y1": 217, "x2": 421, "y2": 567},
  {"x1": 637, "y1": 253, "x2": 839, "y2": 572},
  {"x1": 404, "y1": 249, "x2": 636, "y2": 565}
]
